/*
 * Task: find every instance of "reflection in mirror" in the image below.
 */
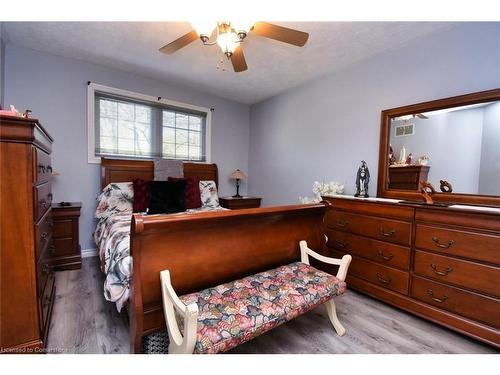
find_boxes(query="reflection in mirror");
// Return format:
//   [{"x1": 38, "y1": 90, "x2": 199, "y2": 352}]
[{"x1": 388, "y1": 101, "x2": 500, "y2": 196}]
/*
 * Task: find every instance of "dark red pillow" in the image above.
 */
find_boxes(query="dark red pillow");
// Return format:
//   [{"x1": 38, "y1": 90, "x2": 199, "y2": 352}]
[
  {"x1": 132, "y1": 178, "x2": 151, "y2": 213},
  {"x1": 168, "y1": 177, "x2": 201, "y2": 209}
]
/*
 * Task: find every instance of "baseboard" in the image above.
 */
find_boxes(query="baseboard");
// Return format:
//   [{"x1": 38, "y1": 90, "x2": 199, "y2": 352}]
[{"x1": 81, "y1": 248, "x2": 98, "y2": 258}]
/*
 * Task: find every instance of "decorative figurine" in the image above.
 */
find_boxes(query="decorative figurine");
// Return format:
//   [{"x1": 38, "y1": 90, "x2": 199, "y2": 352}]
[
  {"x1": 398, "y1": 145, "x2": 406, "y2": 164},
  {"x1": 405, "y1": 153, "x2": 413, "y2": 165},
  {"x1": 389, "y1": 145, "x2": 397, "y2": 166},
  {"x1": 22, "y1": 109, "x2": 32, "y2": 118},
  {"x1": 354, "y1": 160, "x2": 370, "y2": 198},
  {"x1": 440, "y1": 180, "x2": 453, "y2": 193},
  {"x1": 418, "y1": 155, "x2": 429, "y2": 166}
]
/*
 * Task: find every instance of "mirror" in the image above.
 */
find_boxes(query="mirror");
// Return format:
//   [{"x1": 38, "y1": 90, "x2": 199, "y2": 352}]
[{"x1": 378, "y1": 88, "x2": 500, "y2": 206}]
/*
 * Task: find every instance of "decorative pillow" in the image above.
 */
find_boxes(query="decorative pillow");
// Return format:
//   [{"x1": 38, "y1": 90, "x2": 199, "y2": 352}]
[
  {"x1": 199, "y1": 180, "x2": 220, "y2": 208},
  {"x1": 95, "y1": 182, "x2": 134, "y2": 219},
  {"x1": 168, "y1": 177, "x2": 202, "y2": 209},
  {"x1": 154, "y1": 159, "x2": 183, "y2": 181},
  {"x1": 148, "y1": 180, "x2": 187, "y2": 214},
  {"x1": 132, "y1": 178, "x2": 151, "y2": 213}
]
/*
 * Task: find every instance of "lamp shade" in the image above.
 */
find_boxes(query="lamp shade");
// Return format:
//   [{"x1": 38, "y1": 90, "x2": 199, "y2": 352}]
[{"x1": 230, "y1": 169, "x2": 247, "y2": 180}]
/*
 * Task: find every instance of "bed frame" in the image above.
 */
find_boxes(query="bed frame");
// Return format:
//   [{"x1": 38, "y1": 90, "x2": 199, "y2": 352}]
[
  {"x1": 99, "y1": 158, "x2": 331, "y2": 353},
  {"x1": 100, "y1": 158, "x2": 218, "y2": 189}
]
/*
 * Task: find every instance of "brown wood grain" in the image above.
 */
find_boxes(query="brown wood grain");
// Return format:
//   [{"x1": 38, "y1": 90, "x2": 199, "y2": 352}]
[
  {"x1": 128, "y1": 203, "x2": 328, "y2": 353},
  {"x1": 1, "y1": 115, "x2": 55, "y2": 353},
  {"x1": 326, "y1": 209, "x2": 412, "y2": 246},
  {"x1": 415, "y1": 224, "x2": 500, "y2": 265},
  {"x1": 100, "y1": 158, "x2": 218, "y2": 189},
  {"x1": 377, "y1": 88, "x2": 500, "y2": 206},
  {"x1": 414, "y1": 250, "x2": 500, "y2": 298}
]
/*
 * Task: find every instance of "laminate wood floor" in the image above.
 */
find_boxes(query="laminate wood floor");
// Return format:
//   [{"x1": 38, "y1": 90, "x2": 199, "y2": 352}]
[{"x1": 47, "y1": 257, "x2": 497, "y2": 354}]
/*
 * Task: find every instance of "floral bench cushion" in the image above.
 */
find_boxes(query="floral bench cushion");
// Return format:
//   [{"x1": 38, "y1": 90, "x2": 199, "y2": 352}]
[{"x1": 179, "y1": 261, "x2": 347, "y2": 354}]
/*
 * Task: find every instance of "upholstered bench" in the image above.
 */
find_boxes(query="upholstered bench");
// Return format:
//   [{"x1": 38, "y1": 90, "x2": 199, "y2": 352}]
[{"x1": 160, "y1": 240, "x2": 352, "y2": 354}]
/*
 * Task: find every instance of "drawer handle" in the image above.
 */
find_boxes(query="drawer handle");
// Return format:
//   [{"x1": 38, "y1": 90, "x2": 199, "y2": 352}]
[
  {"x1": 427, "y1": 289, "x2": 448, "y2": 303},
  {"x1": 376, "y1": 273, "x2": 391, "y2": 285},
  {"x1": 377, "y1": 250, "x2": 394, "y2": 261},
  {"x1": 48, "y1": 193, "x2": 53, "y2": 202},
  {"x1": 41, "y1": 232, "x2": 48, "y2": 240},
  {"x1": 38, "y1": 164, "x2": 46, "y2": 173},
  {"x1": 335, "y1": 240, "x2": 349, "y2": 249},
  {"x1": 336, "y1": 220, "x2": 348, "y2": 228},
  {"x1": 40, "y1": 199, "x2": 47, "y2": 209},
  {"x1": 430, "y1": 263, "x2": 453, "y2": 276},
  {"x1": 432, "y1": 237, "x2": 455, "y2": 249},
  {"x1": 379, "y1": 227, "x2": 396, "y2": 237},
  {"x1": 47, "y1": 165, "x2": 53, "y2": 173}
]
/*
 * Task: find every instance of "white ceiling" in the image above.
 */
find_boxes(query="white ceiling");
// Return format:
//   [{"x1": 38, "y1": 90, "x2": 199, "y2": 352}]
[{"x1": 3, "y1": 22, "x2": 455, "y2": 104}]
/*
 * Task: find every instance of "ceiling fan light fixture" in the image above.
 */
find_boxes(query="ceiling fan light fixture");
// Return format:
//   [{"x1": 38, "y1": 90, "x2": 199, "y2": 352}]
[
  {"x1": 230, "y1": 20, "x2": 255, "y2": 40},
  {"x1": 191, "y1": 20, "x2": 216, "y2": 41},
  {"x1": 217, "y1": 29, "x2": 239, "y2": 57}
]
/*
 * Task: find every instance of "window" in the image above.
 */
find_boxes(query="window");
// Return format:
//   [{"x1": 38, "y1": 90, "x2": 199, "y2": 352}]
[{"x1": 88, "y1": 83, "x2": 211, "y2": 163}]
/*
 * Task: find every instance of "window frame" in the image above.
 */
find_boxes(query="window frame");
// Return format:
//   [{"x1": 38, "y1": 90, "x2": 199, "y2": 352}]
[{"x1": 87, "y1": 82, "x2": 212, "y2": 164}]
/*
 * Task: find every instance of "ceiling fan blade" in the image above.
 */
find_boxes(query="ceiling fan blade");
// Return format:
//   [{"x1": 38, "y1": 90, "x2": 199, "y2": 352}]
[
  {"x1": 159, "y1": 30, "x2": 199, "y2": 54},
  {"x1": 251, "y1": 22, "x2": 309, "y2": 47},
  {"x1": 230, "y1": 46, "x2": 248, "y2": 73}
]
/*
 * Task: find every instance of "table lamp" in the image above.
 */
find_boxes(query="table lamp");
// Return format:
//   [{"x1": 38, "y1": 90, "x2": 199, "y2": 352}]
[{"x1": 230, "y1": 169, "x2": 247, "y2": 198}]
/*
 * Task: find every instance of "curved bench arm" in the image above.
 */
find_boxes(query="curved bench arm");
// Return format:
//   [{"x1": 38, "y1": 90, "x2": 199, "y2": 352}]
[
  {"x1": 299, "y1": 240, "x2": 352, "y2": 282},
  {"x1": 160, "y1": 270, "x2": 198, "y2": 354}
]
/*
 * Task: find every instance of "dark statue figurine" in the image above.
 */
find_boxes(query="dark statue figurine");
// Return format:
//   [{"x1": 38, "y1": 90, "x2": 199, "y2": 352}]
[{"x1": 355, "y1": 160, "x2": 370, "y2": 198}]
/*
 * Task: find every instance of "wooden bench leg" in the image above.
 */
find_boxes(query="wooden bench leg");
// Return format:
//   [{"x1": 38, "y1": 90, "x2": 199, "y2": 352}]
[{"x1": 325, "y1": 299, "x2": 346, "y2": 336}]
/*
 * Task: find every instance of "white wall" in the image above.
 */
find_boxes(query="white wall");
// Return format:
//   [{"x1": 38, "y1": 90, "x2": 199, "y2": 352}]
[
  {"x1": 478, "y1": 102, "x2": 500, "y2": 195},
  {"x1": 4, "y1": 45, "x2": 250, "y2": 250},
  {"x1": 390, "y1": 108, "x2": 484, "y2": 194},
  {"x1": 248, "y1": 23, "x2": 500, "y2": 205}
]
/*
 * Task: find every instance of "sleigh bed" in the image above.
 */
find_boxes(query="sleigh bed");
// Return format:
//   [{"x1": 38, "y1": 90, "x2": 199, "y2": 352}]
[{"x1": 97, "y1": 158, "x2": 340, "y2": 353}]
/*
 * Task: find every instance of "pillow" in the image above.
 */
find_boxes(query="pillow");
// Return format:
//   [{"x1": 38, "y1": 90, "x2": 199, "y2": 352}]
[
  {"x1": 168, "y1": 177, "x2": 202, "y2": 209},
  {"x1": 132, "y1": 178, "x2": 151, "y2": 213},
  {"x1": 148, "y1": 180, "x2": 187, "y2": 214},
  {"x1": 199, "y1": 180, "x2": 220, "y2": 208},
  {"x1": 154, "y1": 158, "x2": 183, "y2": 181},
  {"x1": 95, "y1": 182, "x2": 133, "y2": 219}
]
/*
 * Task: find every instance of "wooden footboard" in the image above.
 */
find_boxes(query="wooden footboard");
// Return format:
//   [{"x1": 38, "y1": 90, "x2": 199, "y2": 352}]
[{"x1": 129, "y1": 203, "x2": 329, "y2": 353}]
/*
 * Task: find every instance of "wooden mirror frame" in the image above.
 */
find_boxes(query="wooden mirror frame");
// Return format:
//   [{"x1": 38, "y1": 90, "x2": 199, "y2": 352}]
[{"x1": 377, "y1": 88, "x2": 500, "y2": 207}]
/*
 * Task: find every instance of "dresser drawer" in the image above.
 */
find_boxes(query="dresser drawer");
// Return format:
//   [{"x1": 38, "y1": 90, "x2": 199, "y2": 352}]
[
  {"x1": 35, "y1": 210, "x2": 53, "y2": 260},
  {"x1": 335, "y1": 252, "x2": 409, "y2": 294},
  {"x1": 36, "y1": 245, "x2": 54, "y2": 296},
  {"x1": 40, "y1": 272, "x2": 55, "y2": 333},
  {"x1": 34, "y1": 182, "x2": 53, "y2": 222},
  {"x1": 327, "y1": 229, "x2": 410, "y2": 270},
  {"x1": 326, "y1": 210, "x2": 412, "y2": 246},
  {"x1": 53, "y1": 219, "x2": 73, "y2": 238},
  {"x1": 415, "y1": 224, "x2": 500, "y2": 265},
  {"x1": 33, "y1": 148, "x2": 52, "y2": 185},
  {"x1": 411, "y1": 276, "x2": 500, "y2": 329},
  {"x1": 414, "y1": 250, "x2": 500, "y2": 298}
]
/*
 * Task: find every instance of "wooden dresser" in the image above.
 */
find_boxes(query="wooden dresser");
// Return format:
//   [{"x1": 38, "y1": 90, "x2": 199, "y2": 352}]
[
  {"x1": 0, "y1": 115, "x2": 56, "y2": 353},
  {"x1": 324, "y1": 196, "x2": 500, "y2": 348},
  {"x1": 51, "y1": 202, "x2": 82, "y2": 270}
]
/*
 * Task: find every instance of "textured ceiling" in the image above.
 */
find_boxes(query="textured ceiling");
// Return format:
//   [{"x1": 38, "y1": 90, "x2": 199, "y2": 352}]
[{"x1": 3, "y1": 22, "x2": 454, "y2": 104}]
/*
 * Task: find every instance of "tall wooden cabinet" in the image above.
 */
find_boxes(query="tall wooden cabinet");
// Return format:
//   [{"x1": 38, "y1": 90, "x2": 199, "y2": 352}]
[
  {"x1": 324, "y1": 196, "x2": 500, "y2": 348},
  {"x1": 0, "y1": 115, "x2": 55, "y2": 353}
]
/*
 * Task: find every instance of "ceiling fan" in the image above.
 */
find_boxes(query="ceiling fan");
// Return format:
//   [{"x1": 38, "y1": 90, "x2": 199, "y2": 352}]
[{"x1": 159, "y1": 21, "x2": 309, "y2": 73}]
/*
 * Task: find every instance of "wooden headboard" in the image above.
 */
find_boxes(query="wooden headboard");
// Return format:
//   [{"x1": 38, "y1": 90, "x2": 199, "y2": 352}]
[{"x1": 100, "y1": 158, "x2": 218, "y2": 189}]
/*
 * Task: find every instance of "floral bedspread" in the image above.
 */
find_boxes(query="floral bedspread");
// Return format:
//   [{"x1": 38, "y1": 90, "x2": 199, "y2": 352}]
[
  {"x1": 179, "y1": 262, "x2": 347, "y2": 354},
  {"x1": 93, "y1": 182, "x2": 227, "y2": 311}
]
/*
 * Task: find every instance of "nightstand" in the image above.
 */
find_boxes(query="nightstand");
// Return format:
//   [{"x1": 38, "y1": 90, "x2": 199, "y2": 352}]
[
  {"x1": 219, "y1": 196, "x2": 262, "y2": 210},
  {"x1": 51, "y1": 202, "x2": 82, "y2": 270}
]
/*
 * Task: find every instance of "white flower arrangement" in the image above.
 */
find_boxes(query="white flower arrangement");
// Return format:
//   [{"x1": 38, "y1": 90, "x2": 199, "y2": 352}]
[{"x1": 299, "y1": 180, "x2": 345, "y2": 204}]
